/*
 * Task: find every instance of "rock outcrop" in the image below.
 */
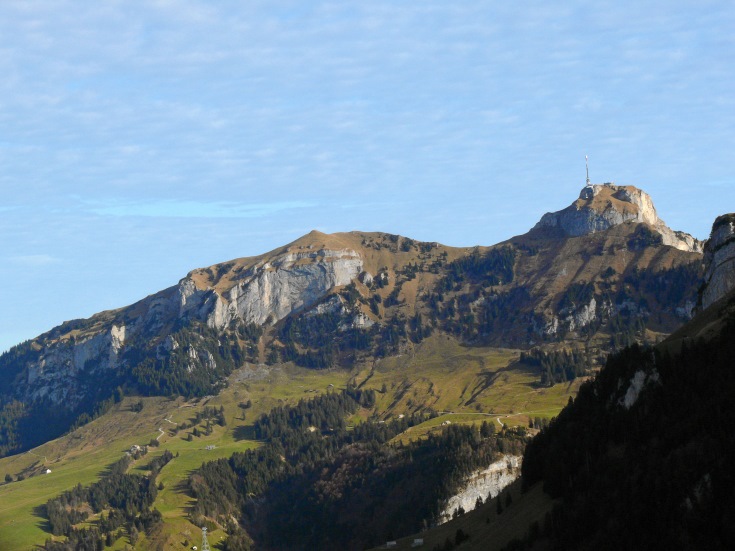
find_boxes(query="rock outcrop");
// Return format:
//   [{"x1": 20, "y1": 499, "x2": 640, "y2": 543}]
[
  {"x1": 24, "y1": 324, "x2": 127, "y2": 405},
  {"x1": 439, "y1": 454, "x2": 522, "y2": 523},
  {"x1": 17, "y1": 242, "x2": 364, "y2": 409},
  {"x1": 700, "y1": 214, "x2": 735, "y2": 310},
  {"x1": 534, "y1": 184, "x2": 702, "y2": 253},
  {"x1": 201, "y1": 248, "x2": 363, "y2": 328}
]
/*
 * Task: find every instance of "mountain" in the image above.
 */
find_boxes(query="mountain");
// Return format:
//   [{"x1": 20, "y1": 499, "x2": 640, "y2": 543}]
[
  {"x1": 0, "y1": 184, "x2": 704, "y2": 457},
  {"x1": 371, "y1": 212, "x2": 735, "y2": 551},
  {"x1": 486, "y1": 213, "x2": 735, "y2": 550},
  {"x1": 0, "y1": 186, "x2": 718, "y2": 551}
]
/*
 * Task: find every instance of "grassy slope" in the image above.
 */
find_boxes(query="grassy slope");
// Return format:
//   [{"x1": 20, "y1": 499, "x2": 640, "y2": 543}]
[
  {"x1": 0, "y1": 334, "x2": 581, "y2": 550},
  {"x1": 362, "y1": 335, "x2": 582, "y2": 425}
]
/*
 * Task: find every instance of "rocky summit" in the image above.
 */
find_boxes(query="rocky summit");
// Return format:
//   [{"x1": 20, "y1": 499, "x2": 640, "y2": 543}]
[{"x1": 533, "y1": 183, "x2": 702, "y2": 253}]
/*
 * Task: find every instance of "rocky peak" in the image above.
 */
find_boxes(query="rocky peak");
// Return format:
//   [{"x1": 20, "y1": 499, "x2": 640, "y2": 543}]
[
  {"x1": 533, "y1": 184, "x2": 702, "y2": 253},
  {"x1": 699, "y1": 214, "x2": 735, "y2": 310}
]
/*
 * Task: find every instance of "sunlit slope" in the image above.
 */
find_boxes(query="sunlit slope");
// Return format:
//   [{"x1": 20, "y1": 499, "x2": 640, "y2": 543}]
[{"x1": 0, "y1": 334, "x2": 579, "y2": 550}]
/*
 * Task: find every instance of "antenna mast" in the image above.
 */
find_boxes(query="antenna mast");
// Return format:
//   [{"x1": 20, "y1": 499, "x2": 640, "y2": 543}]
[
  {"x1": 201, "y1": 527, "x2": 211, "y2": 551},
  {"x1": 585, "y1": 155, "x2": 590, "y2": 186}
]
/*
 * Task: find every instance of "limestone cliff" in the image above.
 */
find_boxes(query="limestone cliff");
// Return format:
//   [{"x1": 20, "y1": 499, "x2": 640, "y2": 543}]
[
  {"x1": 534, "y1": 184, "x2": 702, "y2": 253},
  {"x1": 182, "y1": 247, "x2": 363, "y2": 328},
  {"x1": 700, "y1": 214, "x2": 735, "y2": 310},
  {"x1": 14, "y1": 234, "x2": 366, "y2": 410},
  {"x1": 439, "y1": 454, "x2": 522, "y2": 523},
  {"x1": 23, "y1": 324, "x2": 127, "y2": 405}
]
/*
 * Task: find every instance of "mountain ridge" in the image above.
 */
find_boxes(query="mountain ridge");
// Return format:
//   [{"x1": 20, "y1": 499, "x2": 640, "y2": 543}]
[
  {"x1": 0, "y1": 183, "x2": 724, "y2": 550},
  {"x1": 0, "y1": 183, "x2": 704, "y2": 457}
]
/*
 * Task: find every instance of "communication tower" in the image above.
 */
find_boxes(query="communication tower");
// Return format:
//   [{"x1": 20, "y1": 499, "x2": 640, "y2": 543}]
[
  {"x1": 201, "y1": 526, "x2": 211, "y2": 551},
  {"x1": 585, "y1": 155, "x2": 591, "y2": 186}
]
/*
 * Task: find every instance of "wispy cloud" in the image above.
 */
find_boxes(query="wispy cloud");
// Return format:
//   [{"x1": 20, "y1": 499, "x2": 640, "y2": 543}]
[
  {"x1": 9, "y1": 254, "x2": 60, "y2": 266},
  {"x1": 0, "y1": 0, "x2": 733, "y2": 358},
  {"x1": 84, "y1": 198, "x2": 317, "y2": 218}
]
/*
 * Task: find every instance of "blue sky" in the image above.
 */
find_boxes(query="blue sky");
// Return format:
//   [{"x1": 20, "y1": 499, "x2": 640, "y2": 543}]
[{"x1": 1, "y1": 1, "x2": 734, "y2": 352}]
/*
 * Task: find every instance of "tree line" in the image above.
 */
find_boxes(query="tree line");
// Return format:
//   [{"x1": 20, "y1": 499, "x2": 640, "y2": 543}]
[
  {"x1": 42, "y1": 449, "x2": 173, "y2": 550},
  {"x1": 520, "y1": 348, "x2": 589, "y2": 386}
]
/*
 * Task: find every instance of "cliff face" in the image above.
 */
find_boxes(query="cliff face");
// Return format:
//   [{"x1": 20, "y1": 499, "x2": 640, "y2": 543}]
[
  {"x1": 16, "y1": 241, "x2": 365, "y2": 410},
  {"x1": 439, "y1": 454, "x2": 522, "y2": 523},
  {"x1": 700, "y1": 214, "x2": 735, "y2": 310},
  {"x1": 534, "y1": 184, "x2": 702, "y2": 253},
  {"x1": 182, "y1": 247, "x2": 363, "y2": 328},
  {"x1": 23, "y1": 324, "x2": 127, "y2": 405}
]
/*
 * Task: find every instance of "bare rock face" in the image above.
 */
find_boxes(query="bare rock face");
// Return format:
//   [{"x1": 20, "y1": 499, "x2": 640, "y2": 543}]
[
  {"x1": 24, "y1": 324, "x2": 128, "y2": 405},
  {"x1": 20, "y1": 245, "x2": 364, "y2": 409},
  {"x1": 534, "y1": 184, "x2": 702, "y2": 253},
  {"x1": 700, "y1": 214, "x2": 735, "y2": 310},
  {"x1": 542, "y1": 296, "x2": 601, "y2": 337},
  {"x1": 181, "y1": 247, "x2": 364, "y2": 329},
  {"x1": 439, "y1": 454, "x2": 522, "y2": 523}
]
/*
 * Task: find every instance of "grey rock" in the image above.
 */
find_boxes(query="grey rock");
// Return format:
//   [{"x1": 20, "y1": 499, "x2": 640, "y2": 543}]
[
  {"x1": 534, "y1": 184, "x2": 702, "y2": 253},
  {"x1": 700, "y1": 214, "x2": 735, "y2": 310},
  {"x1": 16, "y1": 245, "x2": 364, "y2": 408}
]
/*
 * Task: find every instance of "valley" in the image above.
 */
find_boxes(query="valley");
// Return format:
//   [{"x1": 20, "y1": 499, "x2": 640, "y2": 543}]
[{"x1": 0, "y1": 336, "x2": 580, "y2": 550}]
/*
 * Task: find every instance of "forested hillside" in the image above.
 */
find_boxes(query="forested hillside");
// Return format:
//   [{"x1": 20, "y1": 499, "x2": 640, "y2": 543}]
[
  {"x1": 518, "y1": 312, "x2": 735, "y2": 549},
  {"x1": 189, "y1": 387, "x2": 526, "y2": 550}
]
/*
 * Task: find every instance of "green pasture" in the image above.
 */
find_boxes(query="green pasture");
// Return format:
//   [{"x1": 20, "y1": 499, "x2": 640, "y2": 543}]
[{"x1": 0, "y1": 338, "x2": 578, "y2": 549}]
